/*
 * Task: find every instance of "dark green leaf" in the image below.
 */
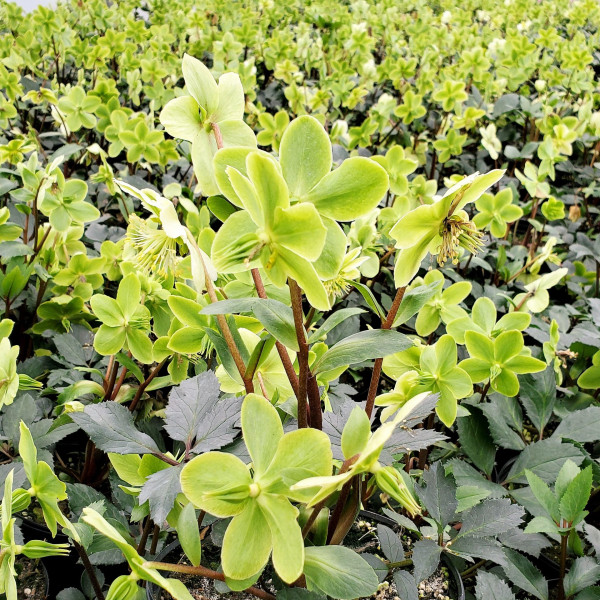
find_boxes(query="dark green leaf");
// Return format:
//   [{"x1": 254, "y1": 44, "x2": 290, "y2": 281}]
[
  {"x1": 457, "y1": 407, "x2": 495, "y2": 476},
  {"x1": 554, "y1": 407, "x2": 600, "y2": 443},
  {"x1": 504, "y1": 439, "x2": 584, "y2": 484},
  {"x1": 312, "y1": 330, "x2": 412, "y2": 374},
  {"x1": 501, "y1": 549, "x2": 548, "y2": 600},
  {"x1": 475, "y1": 572, "x2": 516, "y2": 600},
  {"x1": 415, "y1": 463, "x2": 457, "y2": 528},
  {"x1": 377, "y1": 524, "x2": 404, "y2": 563},
  {"x1": 70, "y1": 402, "x2": 161, "y2": 455},
  {"x1": 519, "y1": 368, "x2": 556, "y2": 436},
  {"x1": 457, "y1": 499, "x2": 524, "y2": 538},
  {"x1": 412, "y1": 539, "x2": 441, "y2": 583}
]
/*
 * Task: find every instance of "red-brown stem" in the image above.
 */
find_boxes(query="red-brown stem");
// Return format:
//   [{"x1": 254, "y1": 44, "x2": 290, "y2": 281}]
[
  {"x1": 289, "y1": 278, "x2": 309, "y2": 428},
  {"x1": 188, "y1": 233, "x2": 252, "y2": 393},
  {"x1": 147, "y1": 562, "x2": 275, "y2": 600},
  {"x1": 73, "y1": 540, "x2": 105, "y2": 600},
  {"x1": 110, "y1": 364, "x2": 128, "y2": 400},
  {"x1": 307, "y1": 374, "x2": 322, "y2": 430},
  {"x1": 212, "y1": 122, "x2": 224, "y2": 149},
  {"x1": 364, "y1": 286, "x2": 407, "y2": 418},
  {"x1": 251, "y1": 268, "x2": 299, "y2": 396},
  {"x1": 129, "y1": 359, "x2": 166, "y2": 412},
  {"x1": 558, "y1": 531, "x2": 568, "y2": 600},
  {"x1": 137, "y1": 518, "x2": 153, "y2": 555},
  {"x1": 149, "y1": 524, "x2": 161, "y2": 555}
]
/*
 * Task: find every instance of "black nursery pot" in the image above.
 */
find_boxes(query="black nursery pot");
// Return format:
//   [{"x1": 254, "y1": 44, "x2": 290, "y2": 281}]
[
  {"x1": 19, "y1": 515, "x2": 129, "y2": 599},
  {"x1": 146, "y1": 511, "x2": 466, "y2": 600},
  {"x1": 19, "y1": 516, "x2": 84, "y2": 599}
]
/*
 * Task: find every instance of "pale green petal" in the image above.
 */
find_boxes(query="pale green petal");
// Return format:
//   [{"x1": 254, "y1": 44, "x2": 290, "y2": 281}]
[
  {"x1": 280, "y1": 115, "x2": 332, "y2": 198},
  {"x1": 180, "y1": 452, "x2": 251, "y2": 517},
  {"x1": 242, "y1": 393, "x2": 283, "y2": 477},
  {"x1": 304, "y1": 157, "x2": 388, "y2": 221},
  {"x1": 271, "y1": 203, "x2": 326, "y2": 261},
  {"x1": 259, "y1": 495, "x2": 304, "y2": 584},
  {"x1": 222, "y1": 502, "x2": 271, "y2": 581},
  {"x1": 191, "y1": 130, "x2": 219, "y2": 197},
  {"x1": 214, "y1": 72, "x2": 245, "y2": 122},
  {"x1": 182, "y1": 53, "x2": 218, "y2": 115},
  {"x1": 389, "y1": 203, "x2": 439, "y2": 249},
  {"x1": 219, "y1": 120, "x2": 257, "y2": 149},
  {"x1": 160, "y1": 96, "x2": 202, "y2": 141},
  {"x1": 313, "y1": 217, "x2": 347, "y2": 280}
]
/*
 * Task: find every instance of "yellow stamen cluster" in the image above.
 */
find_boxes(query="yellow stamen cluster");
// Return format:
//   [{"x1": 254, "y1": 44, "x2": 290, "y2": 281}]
[
  {"x1": 438, "y1": 215, "x2": 485, "y2": 265},
  {"x1": 125, "y1": 215, "x2": 179, "y2": 278}
]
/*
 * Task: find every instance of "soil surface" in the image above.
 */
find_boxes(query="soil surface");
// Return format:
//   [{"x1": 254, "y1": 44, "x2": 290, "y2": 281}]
[{"x1": 16, "y1": 557, "x2": 48, "y2": 600}]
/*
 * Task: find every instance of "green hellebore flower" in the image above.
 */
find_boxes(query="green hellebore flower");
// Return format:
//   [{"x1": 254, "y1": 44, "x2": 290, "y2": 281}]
[
  {"x1": 512, "y1": 267, "x2": 568, "y2": 313},
  {"x1": 372, "y1": 464, "x2": 421, "y2": 517},
  {"x1": 39, "y1": 171, "x2": 100, "y2": 232},
  {"x1": 446, "y1": 296, "x2": 531, "y2": 345},
  {"x1": 211, "y1": 150, "x2": 331, "y2": 310},
  {"x1": 390, "y1": 170, "x2": 504, "y2": 287},
  {"x1": 371, "y1": 145, "x2": 418, "y2": 196},
  {"x1": 117, "y1": 180, "x2": 217, "y2": 294},
  {"x1": 0, "y1": 338, "x2": 18, "y2": 410},
  {"x1": 383, "y1": 335, "x2": 472, "y2": 427},
  {"x1": 460, "y1": 330, "x2": 546, "y2": 397},
  {"x1": 106, "y1": 574, "x2": 145, "y2": 600},
  {"x1": 90, "y1": 273, "x2": 154, "y2": 363},
  {"x1": 213, "y1": 115, "x2": 389, "y2": 284},
  {"x1": 375, "y1": 372, "x2": 424, "y2": 422},
  {"x1": 411, "y1": 270, "x2": 471, "y2": 337},
  {"x1": 180, "y1": 394, "x2": 332, "y2": 585},
  {"x1": 82, "y1": 508, "x2": 193, "y2": 600},
  {"x1": 473, "y1": 187, "x2": 523, "y2": 238},
  {"x1": 160, "y1": 54, "x2": 256, "y2": 196}
]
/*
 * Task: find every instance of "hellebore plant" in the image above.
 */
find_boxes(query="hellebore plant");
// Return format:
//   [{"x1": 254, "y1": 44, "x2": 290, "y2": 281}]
[{"x1": 4, "y1": 36, "x2": 599, "y2": 600}]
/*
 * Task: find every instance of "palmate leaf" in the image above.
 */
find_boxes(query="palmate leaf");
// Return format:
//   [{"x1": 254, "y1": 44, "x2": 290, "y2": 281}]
[
  {"x1": 164, "y1": 371, "x2": 241, "y2": 453},
  {"x1": 504, "y1": 439, "x2": 584, "y2": 484},
  {"x1": 165, "y1": 371, "x2": 221, "y2": 443}
]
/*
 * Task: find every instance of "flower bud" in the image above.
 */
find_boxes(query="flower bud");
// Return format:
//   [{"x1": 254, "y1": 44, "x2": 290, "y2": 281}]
[
  {"x1": 106, "y1": 574, "x2": 144, "y2": 600},
  {"x1": 374, "y1": 465, "x2": 421, "y2": 517},
  {"x1": 534, "y1": 79, "x2": 547, "y2": 93},
  {"x1": 21, "y1": 540, "x2": 70, "y2": 558},
  {"x1": 11, "y1": 488, "x2": 32, "y2": 513}
]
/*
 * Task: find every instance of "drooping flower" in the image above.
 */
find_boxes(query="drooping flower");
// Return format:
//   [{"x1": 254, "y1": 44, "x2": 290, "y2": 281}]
[{"x1": 390, "y1": 170, "x2": 504, "y2": 287}]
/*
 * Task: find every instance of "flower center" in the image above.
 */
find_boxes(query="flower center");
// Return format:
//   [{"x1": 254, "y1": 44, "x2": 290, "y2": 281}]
[{"x1": 438, "y1": 215, "x2": 484, "y2": 265}]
